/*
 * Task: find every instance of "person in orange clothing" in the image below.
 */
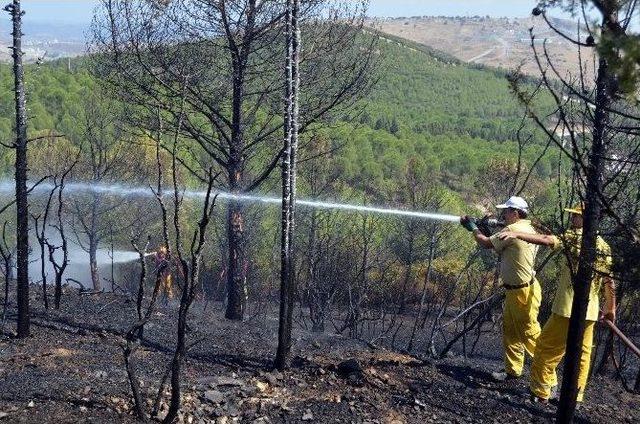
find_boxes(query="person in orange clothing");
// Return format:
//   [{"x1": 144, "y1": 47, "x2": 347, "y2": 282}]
[{"x1": 498, "y1": 204, "x2": 616, "y2": 403}]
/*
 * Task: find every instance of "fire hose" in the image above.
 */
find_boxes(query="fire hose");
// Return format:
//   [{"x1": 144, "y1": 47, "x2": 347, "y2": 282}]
[{"x1": 603, "y1": 319, "x2": 640, "y2": 359}]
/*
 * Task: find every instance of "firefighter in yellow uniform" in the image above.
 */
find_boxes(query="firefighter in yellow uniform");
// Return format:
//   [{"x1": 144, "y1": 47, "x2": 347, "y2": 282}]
[
  {"x1": 498, "y1": 204, "x2": 616, "y2": 403},
  {"x1": 155, "y1": 246, "x2": 174, "y2": 304},
  {"x1": 461, "y1": 196, "x2": 542, "y2": 380}
]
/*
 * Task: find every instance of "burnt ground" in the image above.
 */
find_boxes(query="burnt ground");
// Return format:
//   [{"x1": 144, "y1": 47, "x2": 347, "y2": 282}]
[{"x1": 0, "y1": 287, "x2": 638, "y2": 423}]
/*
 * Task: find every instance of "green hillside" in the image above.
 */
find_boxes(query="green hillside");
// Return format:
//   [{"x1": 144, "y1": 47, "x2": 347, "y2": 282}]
[
  {"x1": 0, "y1": 38, "x2": 554, "y2": 196},
  {"x1": 316, "y1": 38, "x2": 554, "y2": 196}
]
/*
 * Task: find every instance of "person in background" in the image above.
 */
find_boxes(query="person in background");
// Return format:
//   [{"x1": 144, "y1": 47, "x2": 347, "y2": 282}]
[
  {"x1": 155, "y1": 246, "x2": 174, "y2": 305},
  {"x1": 461, "y1": 196, "x2": 542, "y2": 381}
]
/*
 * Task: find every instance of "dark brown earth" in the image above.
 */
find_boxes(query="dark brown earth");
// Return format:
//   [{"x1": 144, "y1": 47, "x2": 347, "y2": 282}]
[{"x1": 1, "y1": 287, "x2": 638, "y2": 423}]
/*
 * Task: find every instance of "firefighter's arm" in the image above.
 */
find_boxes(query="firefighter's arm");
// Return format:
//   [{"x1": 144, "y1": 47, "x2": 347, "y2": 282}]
[
  {"x1": 498, "y1": 231, "x2": 556, "y2": 247},
  {"x1": 601, "y1": 276, "x2": 616, "y2": 322},
  {"x1": 473, "y1": 229, "x2": 494, "y2": 249}
]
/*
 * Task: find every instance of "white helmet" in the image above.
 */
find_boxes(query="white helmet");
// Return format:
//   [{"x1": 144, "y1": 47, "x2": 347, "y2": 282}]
[{"x1": 496, "y1": 196, "x2": 529, "y2": 214}]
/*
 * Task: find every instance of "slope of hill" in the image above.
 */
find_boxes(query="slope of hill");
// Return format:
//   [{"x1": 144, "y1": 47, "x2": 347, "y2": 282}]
[
  {"x1": 328, "y1": 36, "x2": 554, "y2": 193},
  {"x1": 371, "y1": 16, "x2": 589, "y2": 78},
  {"x1": 0, "y1": 36, "x2": 555, "y2": 192}
]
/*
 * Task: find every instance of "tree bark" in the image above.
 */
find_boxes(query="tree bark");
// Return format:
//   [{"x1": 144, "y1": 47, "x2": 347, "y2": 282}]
[
  {"x1": 225, "y1": 200, "x2": 246, "y2": 320},
  {"x1": 275, "y1": 0, "x2": 300, "y2": 370},
  {"x1": 33, "y1": 215, "x2": 49, "y2": 310},
  {"x1": 224, "y1": 40, "x2": 248, "y2": 321},
  {"x1": 89, "y1": 234, "x2": 101, "y2": 291},
  {"x1": 10, "y1": 0, "x2": 30, "y2": 339},
  {"x1": 165, "y1": 263, "x2": 189, "y2": 423},
  {"x1": 556, "y1": 55, "x2": 612, "y2": 423}
]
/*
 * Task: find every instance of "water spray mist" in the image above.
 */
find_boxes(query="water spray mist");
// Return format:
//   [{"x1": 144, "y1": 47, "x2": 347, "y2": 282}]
[{"x1": 0, "y1": 180, "x2": 460, "y2": 224}]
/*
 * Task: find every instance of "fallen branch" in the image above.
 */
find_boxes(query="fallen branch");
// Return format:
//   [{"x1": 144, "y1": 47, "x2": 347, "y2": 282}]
[
  {"x1": 441, "y1": 293, "x2": 501, "y2": 329},
  {"x1": 438, "y1": 294, "x2": 505, "y2": 359}
]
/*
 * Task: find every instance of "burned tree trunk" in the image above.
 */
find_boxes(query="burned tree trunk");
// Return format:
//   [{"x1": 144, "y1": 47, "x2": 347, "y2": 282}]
[
  {"x1": 46, "y1": 171, "x2": 73, "y2": 310},
  {"x1": 7, "y1": 0, "x2": 30, "y2": 338},
  {"x1": 33, "y1": 215, "x2": 48, "y2": 309},
  {"x1": 131, "y1": 237, "x2": 149, "y2": 340},
  {"x1": 225, "y1": 199, "x2": 246, "y2": 320},
  {"x1": 407, "y1": 231, "x2": 436, "y2": 352},
  {"x1": 125, "y1": 237, "x2": 165, "y2": 421},
  {"x1": 306, "y1": 211, "x2": 324, "y2": 332},
  {"x1": 88, "y1": 208, "x2": 101, "y2": 291},
  {"x1": 557, "y1": 56, "x2": 612, "y2": 423},
  {"x1": 32, "y1": 181, "x2": 57, "y2": 310},
  {"x1": 164, "y1": 177, "x2": 217, "y2": 424},
  {"x1": 94, "y1": 0, "x2": 378, "y2": 324},
  {"x1": 224, "y1": 51, "x2": 248, "y2": 321},
  {"x1": 275, "y1": 0, "x2": 301, "y2": 371}
]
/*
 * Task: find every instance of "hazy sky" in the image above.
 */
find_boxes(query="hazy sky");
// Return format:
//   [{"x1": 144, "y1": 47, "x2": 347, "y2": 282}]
[
  {"x1": 22, "y1": 0, "x2": 98, "y2": 23},
  {"x1": 368, "y1": 0, "x2": 537, "y2": 18},
  {"x1": 20, "y1": 0, "x2": 541, "y2": 24}
]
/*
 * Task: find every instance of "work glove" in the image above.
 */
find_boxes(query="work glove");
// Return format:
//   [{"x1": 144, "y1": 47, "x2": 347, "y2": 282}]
[{"x1": 460, "y1": 215, "x2": 479, "y2": 232}]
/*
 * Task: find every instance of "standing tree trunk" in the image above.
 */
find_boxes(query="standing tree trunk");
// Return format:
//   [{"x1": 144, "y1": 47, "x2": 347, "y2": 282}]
[
  {"x1": 0, "y1": 223, "x2": 14, "y2": 334},
  {"x1": 224, "y1": 42, "x2": 249, "y2": 321},
  {"x1": 89, "y1": 237, "x2": 100, "y2": 291},
  {"x1": 33, "y1": 215, "x2": 48, "y2": 310},
  {"x1": 52, "y1": 192, "x2": 69, "y2": 310},
  {"x1": 89, "y1": 199, "x2": 102, "y2": 291},
  {"x1": 398, "y1": 260, "x2": 413, "y2": 315},
  {"x1": 225, "y1": 200, "x2": 245, "y2": 320},
  {"x1": 275, "y1": 0, "x2": 300, "y2": 370},
  {"x1": 32, "y1": 185, "x2": 57, "y2": 310},
  {"x1": 9, "y1": 0, "x2": 30, "y2": 338},
  {"x1": 556, "y1": 56, "x2": 612, "y2": 423}
]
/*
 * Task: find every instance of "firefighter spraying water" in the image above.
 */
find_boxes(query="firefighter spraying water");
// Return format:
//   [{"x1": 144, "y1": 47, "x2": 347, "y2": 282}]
[
  {"x1": 6, "y1": 179, "x2": 635, "y2": 404},
  {"x1": 461, "y1": 196, "x2": 543, "y2": 382}
]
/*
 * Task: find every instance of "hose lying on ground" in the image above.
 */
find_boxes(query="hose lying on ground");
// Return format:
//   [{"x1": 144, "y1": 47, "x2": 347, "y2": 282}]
[{"x1": 603, "y1": 319, "x2": 640, "y2": 358}]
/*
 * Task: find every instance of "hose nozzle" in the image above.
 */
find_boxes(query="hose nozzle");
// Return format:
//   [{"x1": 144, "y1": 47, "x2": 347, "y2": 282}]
[{"x1": 476, "y1": 216, "x2": 505, "y2": 237}]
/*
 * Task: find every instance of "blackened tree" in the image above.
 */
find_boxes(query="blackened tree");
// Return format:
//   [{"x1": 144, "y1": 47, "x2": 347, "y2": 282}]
[{"x1": 92, "y1": 0, "x2": 378, "y2": 320}]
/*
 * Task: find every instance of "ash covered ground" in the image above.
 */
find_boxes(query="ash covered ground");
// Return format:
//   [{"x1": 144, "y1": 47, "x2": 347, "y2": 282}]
[{"x1": 0, "y1": 287, "x2": 638, "y2": 423}]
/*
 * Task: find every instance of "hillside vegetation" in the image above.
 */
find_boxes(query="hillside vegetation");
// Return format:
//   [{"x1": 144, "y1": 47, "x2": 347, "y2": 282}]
[{"x1": 0, "y1": 39, "x2": 554, "y2": 198}]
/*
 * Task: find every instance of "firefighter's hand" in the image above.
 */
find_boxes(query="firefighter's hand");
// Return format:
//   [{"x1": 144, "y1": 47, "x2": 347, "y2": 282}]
[
  {"x1": 460, "y1": 216, "x2": 478, "y2": 232},
  {"x1": 601, "y1": 310, "x2": 616, "y2": 323},
  {"x1": 498, "y1": 231, "x2": 517, "y2": 241}
]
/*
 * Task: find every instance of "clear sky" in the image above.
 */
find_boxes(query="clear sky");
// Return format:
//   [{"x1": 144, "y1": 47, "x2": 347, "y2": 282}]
[{"x1": 20, "y1": 0, "x2": 541, "y2": 24}]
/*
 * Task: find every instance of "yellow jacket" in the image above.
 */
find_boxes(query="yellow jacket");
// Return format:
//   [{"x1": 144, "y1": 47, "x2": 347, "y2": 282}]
[
  {"x1": 550, "y1": 229, "x2": 612, "y2": 321},
  {"x1": 490, "y1": 219, "x2": 539, "y2": 287}
]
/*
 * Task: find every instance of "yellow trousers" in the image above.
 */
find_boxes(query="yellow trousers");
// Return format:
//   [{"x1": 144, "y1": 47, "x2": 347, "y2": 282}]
[
  {"x1": 503, "y1": 280, "x2": 542, "y2": 376},
  {"x1": 162, "y1": 273, "x2": 173, "y2": 299},
  {"x1": 530, "y1": 314, "x2": 595, "y2": 402}
]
